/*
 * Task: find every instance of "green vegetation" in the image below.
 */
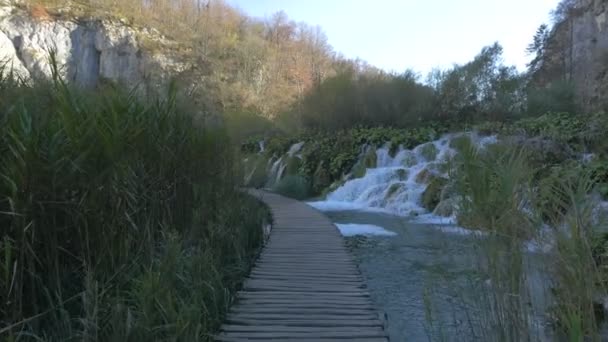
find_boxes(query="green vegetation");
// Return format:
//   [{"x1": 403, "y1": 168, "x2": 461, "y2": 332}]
[
  {"x1": 452, "y1": 141, "x2": 534, "y2": 238},
  {"x1": 241, "y1": 126, "x2": 441, "y2": 197},
  {"x1": 546, "y1": 173, "x2": 607, "y2": 341},
  {"x1": 6, "y1": 0, "x2": 608, "y2": 339},
  {"x1": 0, "y1": 67, "x2": 269, "y2": 340},
  {"x1": 273, "y1": 175, "x2": 311, "y2": 200}
]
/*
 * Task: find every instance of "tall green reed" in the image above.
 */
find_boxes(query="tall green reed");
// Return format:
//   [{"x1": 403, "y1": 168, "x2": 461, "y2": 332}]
[{"x1": 0, "y1": 60, "x2": 268, "y2": 341}]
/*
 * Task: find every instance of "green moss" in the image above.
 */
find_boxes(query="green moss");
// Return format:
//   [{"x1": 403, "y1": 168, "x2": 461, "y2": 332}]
[
  {"x1": 351, "y1": 161, "x2": 367, "y2": 179},
  {"x1": 395, "y1": 168, "x2": 409, "y2": 181},
  {"x1": 402, "y1": 153, "x2": 418, "y2": 167},
  {"x1": 363, "y1": 148, "x2": 377, "y2": 168},
  {"x1": 421, "y1": 176, "x2": 448, "y2": 211},
  {"x1": 420, "y1": 143, "x2": 438, "y2": 161},
  {"x1": 347, "y1": 148, "x2": 377, "y2": 180},
  {"x1": 415, "y1": 168, "x2": 431, "y2": 184},
  {"x1": 312, "y1": 161, "x2": 331, "y2": 195},
  {"x1": 386, "y1": 183, "x2": 404, "y2": 199},
  {"x1": 389, "y1": 142, "x2": 400, "y2": 158},
  {"x1": 284, "y1": 156, "x2": 302, "y2": 176}
]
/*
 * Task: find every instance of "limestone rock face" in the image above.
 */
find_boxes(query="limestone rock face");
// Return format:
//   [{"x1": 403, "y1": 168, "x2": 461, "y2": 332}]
[
  {"x1": 535, "y1": 0, "x2": 608, "y2": 112},
  {"x1": 0, "y1": 3, "x2": 190, "y2": 89}
]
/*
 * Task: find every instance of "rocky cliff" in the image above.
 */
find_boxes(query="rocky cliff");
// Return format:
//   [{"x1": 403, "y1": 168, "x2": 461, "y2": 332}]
[
  {"x1": 0, "y1": 2, "x2": 191, "y2": 90},
  {"x1": 535, "y1": 0, "x2": 608, "y2": 112}
]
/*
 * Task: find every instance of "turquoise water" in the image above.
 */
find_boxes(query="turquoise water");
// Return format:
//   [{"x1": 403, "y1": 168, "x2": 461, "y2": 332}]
[{"x1": 325, "y1": 210, "x2": 554, "y2": 342}]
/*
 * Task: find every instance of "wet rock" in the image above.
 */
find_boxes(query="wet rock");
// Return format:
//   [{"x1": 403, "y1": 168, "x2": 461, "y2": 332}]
[
  {"x1": 433, "y1": 197, "x2": 459, "y2": 217},
  {"x1": 419, "y1": 143, "x2": 438, "y2": 161},
  {"x1": 385, "y1": 183, "x2": 404, "y2": 200},
  {"x1": 421, "y1": 176, "x2": 448, "y2": 211},
  {"x1": 395, "y1": 168, "x2": 408, "y2": 181},
  {"x1": 401, "y1": 153, "x2": 418, "y2": 167},
  {"x1": 362, "y1": 148, "x2": 377, "y2": 168}
]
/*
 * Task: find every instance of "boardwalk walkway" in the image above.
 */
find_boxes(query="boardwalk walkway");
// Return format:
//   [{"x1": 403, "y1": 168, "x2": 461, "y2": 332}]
[{"x1": 217, "y1": 190, "x2": 388, "y2": 341}]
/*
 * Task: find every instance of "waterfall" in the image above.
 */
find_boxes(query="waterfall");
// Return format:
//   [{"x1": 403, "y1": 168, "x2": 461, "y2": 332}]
[
  {"x1": 265, "y1": 141, "x2": 305, "y2": 188},
  {"x1": 309, "y1": 133, "x2": 496, "y2": 221}
]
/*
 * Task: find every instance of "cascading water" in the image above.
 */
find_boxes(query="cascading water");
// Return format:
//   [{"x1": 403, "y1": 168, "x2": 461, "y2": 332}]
[
  {"x1": 309, "y1": 133, "x2": 497, "y2": 221},
  {"x1": 265, "y1": 141, "x2": 305, "y2": 188}
]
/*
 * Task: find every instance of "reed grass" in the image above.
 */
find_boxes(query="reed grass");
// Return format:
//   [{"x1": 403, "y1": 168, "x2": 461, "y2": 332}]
[
  {"x1": 0, "y1": 61, "x2": 269, "y2": 341},
  {"x1": 425, "y1": 139, "x2": 608, "y2": 341}
]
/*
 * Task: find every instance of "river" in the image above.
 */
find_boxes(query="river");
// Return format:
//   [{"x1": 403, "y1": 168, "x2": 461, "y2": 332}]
[{"x1": 321, "y1": 209, "x2": 555, "y2": 342}]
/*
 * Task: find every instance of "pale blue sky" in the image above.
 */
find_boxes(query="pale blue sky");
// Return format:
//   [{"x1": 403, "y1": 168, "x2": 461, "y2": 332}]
[{"x1": 228, "y1": 0, "x2": 559, "y2": 76}]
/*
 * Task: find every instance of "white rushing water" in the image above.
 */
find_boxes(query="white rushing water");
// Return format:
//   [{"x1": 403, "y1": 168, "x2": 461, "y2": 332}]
[
  {"x1": 265, "y1": 142, "x2": 305, "y2": 188},
  {"x1": 309, "y1": 133, "x2": 497, "y2": 222},
  {"x1": 335, "y1": 223, "x2": 397, "y2": 237}
]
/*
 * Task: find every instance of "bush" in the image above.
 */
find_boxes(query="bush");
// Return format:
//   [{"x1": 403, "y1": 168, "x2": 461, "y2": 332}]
[
  {"x1": 527, "y1": 80, "x2": 577, "y2": 115},
  {"x1": 273, "y1": 175, "x2": 311, "y2": 200}
]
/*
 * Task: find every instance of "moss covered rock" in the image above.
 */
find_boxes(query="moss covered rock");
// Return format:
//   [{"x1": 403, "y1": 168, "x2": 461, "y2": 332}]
[
  {"x1": 402, "y1": 152, "x2": 418, "y2": 167},
  {"x1": 349, "y1": 148, "x2": 377, "y2": 179},
  {"x1": 386, "y1": 183, "x2": 405, "y2": 200},
  {"x1": 395, "y1": 168, "x2": 409, "y2": 181},
  {"x1": 351, "y1": 161, "x2": 367, "y2": 179},
  {"x1": 362, "y1": 148, "x2": 377, "y2": 168},
  {"x1": 421, "y1": 176, "x2": 448, "y2": 211},
  {"x1": 415, "y1": 168, "x2": 431, "y2": 184},
  {"x1": 419, "y1": 143, "x2": 438, "y2": 161}
]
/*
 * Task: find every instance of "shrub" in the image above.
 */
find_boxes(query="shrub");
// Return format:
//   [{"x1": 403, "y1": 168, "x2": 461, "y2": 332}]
[
  {"x1": 273, "y1": 175, "x2": 311, "y2": 200},
  {"x1": 527, "y1": 80, "x2": 577, "y2": 115}
]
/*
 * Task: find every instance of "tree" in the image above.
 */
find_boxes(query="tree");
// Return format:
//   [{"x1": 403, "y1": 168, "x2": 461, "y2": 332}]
[
  {"x1": 551, "y1": 0, "x2": 578, "y2": 24},
  {"x1": 435, "y1": 43, "x2": 524, "y2": 122},
  {"x1": 526, "y1": 24, "x2": 550, "y2": 73}
]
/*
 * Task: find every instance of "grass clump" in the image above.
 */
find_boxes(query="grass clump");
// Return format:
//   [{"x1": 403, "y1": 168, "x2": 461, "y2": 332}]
[
  {"x1": 542, "y1": 172, "x2": 608, "y2": 341},
  {"x1": 273, "y1": 175, "x2": 311, "y2": 200},
  {"x1": 0, "y1": 67, "x2": 268, "y2": 341},
  {"x1": 452, "y1": 140, "x2": 534, "y2": 238}
]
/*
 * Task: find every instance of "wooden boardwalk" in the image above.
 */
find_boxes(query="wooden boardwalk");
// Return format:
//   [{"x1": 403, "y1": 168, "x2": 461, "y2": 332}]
[{"x1": 217, "y1": 190, "x2": 388, "y2": 341}]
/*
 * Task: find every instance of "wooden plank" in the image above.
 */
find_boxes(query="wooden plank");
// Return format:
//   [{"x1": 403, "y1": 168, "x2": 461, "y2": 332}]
[
  {"x1": 217, "y1": 190, "x2": 387, "y2": 342},
  {"x1": 221, "y1": 325, "x2": 383, "y2": 333},
  {"x1": 217, "y1": 337, "x2": 388, "y2": 342},
  {"x1": 217, "y1": 331, "x2": 387, "y2": 339},
  {"x1": 225, "y1": 318, "x2": 384, "y2": 327}
]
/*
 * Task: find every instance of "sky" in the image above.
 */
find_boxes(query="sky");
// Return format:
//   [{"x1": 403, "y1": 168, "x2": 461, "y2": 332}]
[{"x1": 228, "y1": 0, "x2": 560, "y2": 76}]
